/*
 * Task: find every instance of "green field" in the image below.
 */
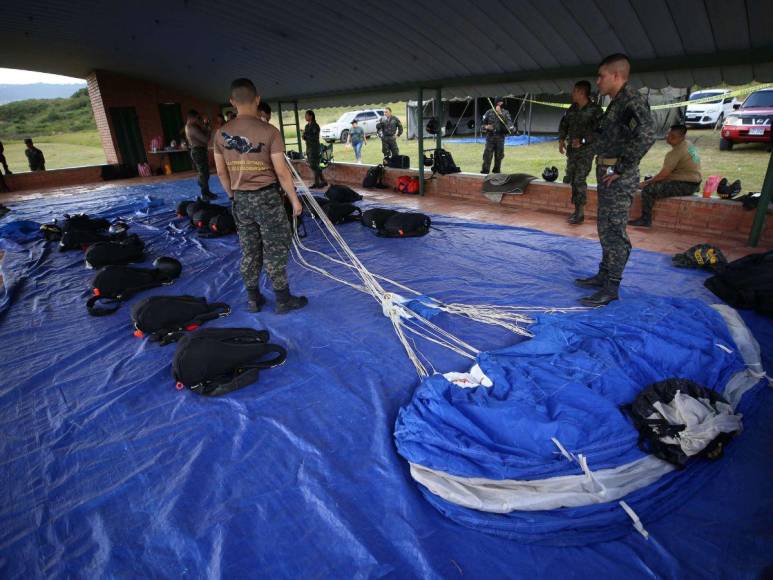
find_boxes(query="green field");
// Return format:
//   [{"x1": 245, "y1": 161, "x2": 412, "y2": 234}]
[
  {"x1": 2, "y1": 131, "x2": 106, "y2": 173},
  {"x1": 275, "y1": 101, "x2": 770, "y2": 192}
]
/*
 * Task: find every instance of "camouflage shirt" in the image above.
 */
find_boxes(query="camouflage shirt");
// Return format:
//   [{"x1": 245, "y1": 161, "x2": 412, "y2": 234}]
[
  {"x1": 482, "y1": 108, "x2": 514, "y2": 135},
  {"x1": 377, "y1": 115, "x2": 403, "y2": 138},
  {"x1": 592, "y1": 83, "x2": 656, "y2": 175},
  {"x1": 558, "y1": 101, "x2": 604, "y2": 145}
]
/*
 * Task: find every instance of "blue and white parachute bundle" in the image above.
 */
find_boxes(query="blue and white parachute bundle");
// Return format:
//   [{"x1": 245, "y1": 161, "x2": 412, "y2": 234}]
[{"x1": 394, "y1": 297, "x2": 769, "y2": 545}]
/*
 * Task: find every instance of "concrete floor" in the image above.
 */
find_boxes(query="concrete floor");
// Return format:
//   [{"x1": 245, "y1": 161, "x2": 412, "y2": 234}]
[{"x1": 1, "y1": 170, "x2": 770, "y2": 261}]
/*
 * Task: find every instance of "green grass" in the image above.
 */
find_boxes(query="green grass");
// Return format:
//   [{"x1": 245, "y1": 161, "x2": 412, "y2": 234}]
[
  {"x1": 2, "y1": 131, "x2": 106, "y2": 173},
  {"x1": 324, "y1": 120, "x2": 769, "y2": 193},
  {"x1": 0, "y1": 88, "x2": 97, "y2": 139}
]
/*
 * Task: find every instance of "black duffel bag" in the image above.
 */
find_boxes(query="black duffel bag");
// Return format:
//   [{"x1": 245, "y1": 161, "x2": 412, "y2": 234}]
[
  {"x1": 325, "y1": 184, "x2": 363, "y2": 203},
  {"x1": 325, "y1": 202, "x2": 362, "y2": 225},
  {"x1": 377, "y1": 212, "x2": 431, "y2": 238},
  {"x1": 85, "y1": 234, "x2": 145, "y2": 269},
  {"x1": 172, "y1": 327, "x2": 287, "y2": 396},
  {"x1": 386, "y1": 155, "x2": 410, "y2": 169},
  {"x1": 131, "y1": 295, "x2": 231, "y2": 344},
  {"x1": 361, "y1": 208, "x2": 399, "y2": 230},
  {"x1": 87, "y1": 257, "x2": 182, "y2": 316}
]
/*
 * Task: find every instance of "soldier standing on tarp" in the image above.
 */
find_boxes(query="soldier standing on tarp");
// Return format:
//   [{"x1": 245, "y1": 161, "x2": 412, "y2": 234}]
[
  {"x1": 376, "y1": 107, "x2": 403, "y2": 159},
  {"x1": 185, "y1": 110, "x2": 216, "y2": 201},
  {"x1": 214, "y1": 78, "x2": 308, "y2": 314},
  {"x1": 558, "y1": 81, "x2": 604, "y2": 224},
  {"x1": 575, "y1": 53, "x2": 655, "y2": 306},
  {"x1": 481, "y1": 98, "x2": 513, "y2": 174}
]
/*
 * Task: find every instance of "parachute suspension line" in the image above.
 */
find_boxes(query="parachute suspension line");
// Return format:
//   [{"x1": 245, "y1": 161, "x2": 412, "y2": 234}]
[{"x1": 284, "y1": 157, "x2": 588, "y2": 375}]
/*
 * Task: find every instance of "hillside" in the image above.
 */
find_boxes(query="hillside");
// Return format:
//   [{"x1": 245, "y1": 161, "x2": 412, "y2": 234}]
[
  {"x1": 0, "y1": 82, "x2": 86, "y2": 105},
  {"x1": 0, "y1": 87, "x2": 97, "y2": 139}
]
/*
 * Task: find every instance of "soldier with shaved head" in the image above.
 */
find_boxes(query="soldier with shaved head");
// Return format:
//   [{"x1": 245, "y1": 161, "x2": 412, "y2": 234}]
[
  {"x1": 214, "y1": 78, "x2": 308, "y2": 314},
  {"x1": 575, "y1": 53, "x2": 655, "y2": 306}
]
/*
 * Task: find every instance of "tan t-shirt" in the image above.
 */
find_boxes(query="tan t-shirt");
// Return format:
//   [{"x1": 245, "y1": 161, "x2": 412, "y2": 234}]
[
  {"x1": 663, "y1": 139, "x2": 702, "y2": 183},
  {"x1": 214, "y1": 115, "x2": 284, "y2": 191}
]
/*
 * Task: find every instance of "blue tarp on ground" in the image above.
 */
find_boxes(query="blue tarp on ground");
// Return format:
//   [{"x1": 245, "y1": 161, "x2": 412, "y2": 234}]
[
  {"x1": 448, "y1": 135, "x2": 557, "y2": 146},
  {"x1": 0, "y1": 177, "x2": 771, "y2": 578}
]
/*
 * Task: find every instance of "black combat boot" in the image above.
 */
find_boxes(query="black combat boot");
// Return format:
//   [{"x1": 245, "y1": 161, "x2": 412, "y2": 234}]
[
  {"x1": 628, "y1": 215, "x2": 651, "y2": 227},
  {"x1": 246, "y1": 289, "x2": 266, "y2": 313},
  {"x1": 568, "y1": 206, "x2": 585, "y2": 224},
  {"x1": 580, "y1": 281, "x2": 620, "y2": 307},
  {"x1": 200, "y1": 190, "x2": 217, "y2": 201},
  {"x1": 574, "y1": 271, "x2": 607, "y2": 288},
  {"x1": 275, "y1": 287, "x2": 308, "y2": 314}
]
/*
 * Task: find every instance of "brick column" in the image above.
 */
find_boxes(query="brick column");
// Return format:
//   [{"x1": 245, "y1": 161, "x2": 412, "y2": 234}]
[{"x1": 86, "y1": 71, "x2": 119, "y2": 164}]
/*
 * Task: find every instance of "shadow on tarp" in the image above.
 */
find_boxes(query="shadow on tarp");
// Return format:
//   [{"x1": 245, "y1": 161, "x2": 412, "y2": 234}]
[{"x1": 0, "y1": 176, "x2": 770, "y2": 578}]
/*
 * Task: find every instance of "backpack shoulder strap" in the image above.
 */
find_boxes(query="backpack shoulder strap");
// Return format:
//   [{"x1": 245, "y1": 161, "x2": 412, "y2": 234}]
[{"x1": 191, "y1": 343, "x2": 288, "y2": 396}]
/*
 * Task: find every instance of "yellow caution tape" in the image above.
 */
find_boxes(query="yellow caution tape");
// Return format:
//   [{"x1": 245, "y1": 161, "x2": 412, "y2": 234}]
[{"x1": 512, "y1": 83, "x2": 773, "y2": 112}]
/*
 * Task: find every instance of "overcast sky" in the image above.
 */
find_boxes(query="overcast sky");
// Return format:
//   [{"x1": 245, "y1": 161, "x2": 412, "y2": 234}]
[{"x1": 0, "y1": 68, "x2": 85, "y2": 85}]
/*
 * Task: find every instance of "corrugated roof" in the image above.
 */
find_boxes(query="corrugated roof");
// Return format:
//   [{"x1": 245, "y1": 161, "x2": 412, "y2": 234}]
[{"x1": 1, "y1": 0, "x2": 772, "y2": 107}]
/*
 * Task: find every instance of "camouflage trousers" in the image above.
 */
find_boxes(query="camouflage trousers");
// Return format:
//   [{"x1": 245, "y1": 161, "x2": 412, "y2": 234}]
[
  {"x1": 640, "y1": 180, "x2": 699, "y2": 218},
  {"x1": 482, "y1": 134, "x2": 505, "y2": 173},
  {"x1": 190, "y1": 147, "x2": 211, "y2": 196},
  {"x1": 596, "y1": 165, "x2": 638, "y2": 283},
  {"x1": 306, "y1": 144, "x2": 324, "y2": 184},
  {"x1": 233, "y1": 185, "x2": 292, "y2": 292},
  {"x1": 381, "y1": 136, "x2": 399, "y2": 158},
  {"x1": 564, "y1": 149, "x2": 594, "y2": 207}
]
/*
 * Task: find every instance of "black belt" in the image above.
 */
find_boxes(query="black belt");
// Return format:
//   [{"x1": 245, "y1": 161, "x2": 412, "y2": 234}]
[{"x1": 237, "y1": 183, "x2": 280, "y2": 195}]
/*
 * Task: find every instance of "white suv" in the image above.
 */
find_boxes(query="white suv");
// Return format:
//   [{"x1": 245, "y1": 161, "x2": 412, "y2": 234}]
[
  {"x1": 685, "y1": 89, "x2": 738, "y2": 128},
  {"x1": 321, "y1": 109, "x2": 385, "y2": 143}
]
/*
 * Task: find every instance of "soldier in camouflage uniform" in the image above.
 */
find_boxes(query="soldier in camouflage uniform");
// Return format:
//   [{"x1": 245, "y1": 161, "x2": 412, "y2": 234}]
[
  {"x1": 303, "y1": 110, "x2": 327, "y2": 188},
  {"x1": 481, "y1": 98, "x2": 514, "y2": 173},
  {"x1": 377, "y1": 107, "x2": 403, "y2": 159},
  {"x1": 558, "y1": 81, "x2": 604, "y2": 224},
  {"x1": 575, "y1": 54, "x2": 655, "y2": 306},
  {"x1": 214, "y1": 78, "x2": 307, "y2": 314}
]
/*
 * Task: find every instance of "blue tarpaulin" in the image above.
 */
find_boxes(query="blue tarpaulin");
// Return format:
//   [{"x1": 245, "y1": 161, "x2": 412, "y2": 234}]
[
  {"x1": 448, "y1": 135, "x2": 557, "y2": 146},
  {"x1": 0, "y1": 177, "x2": 771, "y2": 578}
]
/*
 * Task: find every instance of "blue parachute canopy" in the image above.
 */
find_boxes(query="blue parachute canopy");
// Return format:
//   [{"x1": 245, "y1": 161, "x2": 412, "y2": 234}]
[{"x1": 395, "y1": 297, "x2": 766, "y2": 545}]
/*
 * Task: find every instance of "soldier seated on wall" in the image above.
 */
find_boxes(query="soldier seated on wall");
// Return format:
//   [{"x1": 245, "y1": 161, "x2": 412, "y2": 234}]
[{"x1": 629, "y1": 124, "x2": 702, "y2": 228}]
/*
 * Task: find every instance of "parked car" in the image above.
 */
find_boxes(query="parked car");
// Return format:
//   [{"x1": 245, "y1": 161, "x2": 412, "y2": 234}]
[
  {"x1": 685, "y1": 89, "x2": 737, "y2": 128},
  {"x1": 321, "y1": 109, "x2": 385, "y2": 143},
  {"x1": 719, "y1": 88, "x2": 773, "y2": 150}
]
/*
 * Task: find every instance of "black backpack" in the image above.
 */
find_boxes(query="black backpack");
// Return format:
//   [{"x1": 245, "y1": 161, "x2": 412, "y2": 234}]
[
  {"x1": 177, "y1": 200, "x2": 194, "y2": 217},
  {"x1": 623, "y1": 378, "x2": 740, "y2": 468},
  {"x1": 363, "y1": 164, "x2": 386, "y2": 188},
  {"x1": 58, "y1": 214, "x2": 118, "y2": 251},
  {"x1": 131, "y1": 295, "x2": 231, "y2": 344},
  {"x1": 672, "y1": 244, "x2": 727, "y2": 271},
  {"x1": 325, "y1": 184, "x2": 363, "y2": 203},
  {"x1": 386, "y1": 155, "x2": 410, "y2": 169},
  {"x1": 361, "y1": 208, "x2": 398, "y2": 230},
  {"x1": 208, "y1": 212, "x2": 236, "y2": 236},
  {"x1": 704, "y1": 250, "x2": 773, "y2": 317},
  {"x1": 377, "y1": 212, "x2": 431, "y2": 238},
  {"x1": 325, "y1": 202, "x2": 362, "y2": 225},
  {"x1": 431, "y1": 148, "x2": 461, "y2": 175},
  {"x1": 172, "y1": 328, "x2": 287, "y2": 396},
  {"x1": 186, "y1": 200, "x2": 210, "y2": 219},
  {"x1": 88, "y1": 259, "x2": 181, "y2": 316},
  {"x1": 304, "y1": 196, "x2": 330, "y2": 220},
  {"x1": 85, "y1": 234, "x2": 145, "y2": 269},
  {"x1": 191, "y1": 205, "x2": 229, "y2": 231}
]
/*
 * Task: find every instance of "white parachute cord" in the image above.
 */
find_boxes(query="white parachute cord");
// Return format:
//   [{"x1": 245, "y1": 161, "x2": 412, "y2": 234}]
[{"x1": 619, "y1": 501, "x2": 650, "y2": 540}]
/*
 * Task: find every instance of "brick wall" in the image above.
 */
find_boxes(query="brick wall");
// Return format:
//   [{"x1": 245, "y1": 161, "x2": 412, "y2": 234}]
[
  {"x1": 4, "y1": 166, "x2": 104, "y2": 191},
  {"x1": 87, "y1": 70, "x2": 221, "y2": 172},
  {"x1": 293, "y1": 161, "x2": 772, "y2": 244}
]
